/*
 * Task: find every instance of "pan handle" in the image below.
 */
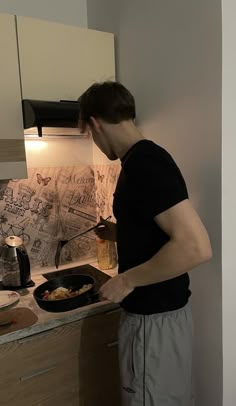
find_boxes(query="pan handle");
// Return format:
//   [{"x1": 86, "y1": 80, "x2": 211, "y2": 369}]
[{"x1": 90, "y1": 291, "x2": 100, "y2": 302}]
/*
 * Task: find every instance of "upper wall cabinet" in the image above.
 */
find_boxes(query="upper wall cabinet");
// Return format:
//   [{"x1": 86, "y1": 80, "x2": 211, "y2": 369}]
[
  {"x1": 16, "y1": 16, "x2": 115, "y2": 101},
  {"x1": 0, "y1": 13, "x2": 27, "y2": 180},
  {"x1": 0, "y1": 13, "x2": 115, "y2": 180}
]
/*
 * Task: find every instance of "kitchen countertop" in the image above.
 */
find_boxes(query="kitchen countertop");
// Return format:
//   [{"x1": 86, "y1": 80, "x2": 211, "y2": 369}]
[{"x1": 0, "y1": 264, "x2": 119, "y2": 345}]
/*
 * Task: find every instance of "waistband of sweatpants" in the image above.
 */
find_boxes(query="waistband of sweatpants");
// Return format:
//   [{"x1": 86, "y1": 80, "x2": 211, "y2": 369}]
[{"x1": 123, "y1": 301, "x2": 191, "y2": 320}]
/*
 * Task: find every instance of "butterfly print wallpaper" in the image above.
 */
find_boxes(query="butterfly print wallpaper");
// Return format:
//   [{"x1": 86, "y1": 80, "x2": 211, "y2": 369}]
[{"x1": 0, "y1": 164, "x2": 120, "y2": 271}]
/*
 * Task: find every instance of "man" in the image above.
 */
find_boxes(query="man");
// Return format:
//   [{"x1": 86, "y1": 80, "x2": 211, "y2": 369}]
[{"x1": 79, "y1": 81, "x2": 212, "y2": 406}]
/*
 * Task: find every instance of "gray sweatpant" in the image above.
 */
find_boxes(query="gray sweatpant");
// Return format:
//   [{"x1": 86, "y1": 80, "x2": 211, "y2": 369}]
[{"x1": 119, "y1": 303, "x2": 194, "y2": 406}]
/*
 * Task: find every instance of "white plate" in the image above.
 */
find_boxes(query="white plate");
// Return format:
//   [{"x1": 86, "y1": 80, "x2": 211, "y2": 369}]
[{"x1": 0, "y1": 291, "x2": 20, "y2": 311}]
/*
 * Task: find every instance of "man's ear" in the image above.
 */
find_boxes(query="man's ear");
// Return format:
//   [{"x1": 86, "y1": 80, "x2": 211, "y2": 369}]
[{"x1": 90, "y1": 116, "x2": 102, "y2": 131}]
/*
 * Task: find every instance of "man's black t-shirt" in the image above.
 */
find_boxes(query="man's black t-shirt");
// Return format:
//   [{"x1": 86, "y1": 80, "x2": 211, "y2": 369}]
[{"x1": 113, "y1": 139, "x2": 191, "y2": 315}]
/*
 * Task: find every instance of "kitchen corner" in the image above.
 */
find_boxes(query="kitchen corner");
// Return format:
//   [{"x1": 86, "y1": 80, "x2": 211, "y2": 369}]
[
  {"x1": 0, "y1": 263, "x2": 121, "y2": 406},
  {"x1": 0, "y1": 262, "x2": 119, "y2": 345},
  {"x1": 0, "y1": 11, "x2": 121, "y2": 406}
]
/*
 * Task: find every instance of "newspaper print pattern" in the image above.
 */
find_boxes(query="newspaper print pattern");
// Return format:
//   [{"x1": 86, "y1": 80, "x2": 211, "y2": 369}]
[{"x1": 0, "y1": 164, "x2": 120, "y2": 269}]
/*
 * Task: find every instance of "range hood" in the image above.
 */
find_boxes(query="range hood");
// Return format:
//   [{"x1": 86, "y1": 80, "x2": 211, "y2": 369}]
[{"x1": 22, "y1": 99, "x2": 86, "y2": 137}]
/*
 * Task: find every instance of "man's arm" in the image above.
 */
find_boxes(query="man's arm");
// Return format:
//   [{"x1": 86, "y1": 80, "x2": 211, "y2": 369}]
[
  {"x1": 124, "y1": 199, "x2": 212, "y2": 288},
  {"x1": 99, "y1": 199, "x2": 212, "y2": 303}
]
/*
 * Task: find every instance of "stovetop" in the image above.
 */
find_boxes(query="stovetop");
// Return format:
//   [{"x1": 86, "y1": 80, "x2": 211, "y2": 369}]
[{"x1": 42, "y1": 264, "x2": 111, "y2": 307}]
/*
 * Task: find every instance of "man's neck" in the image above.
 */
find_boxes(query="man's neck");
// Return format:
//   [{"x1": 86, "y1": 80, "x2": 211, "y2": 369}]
[{"x1": 107, "y1": 120, "x2": 144, "y2": 160}]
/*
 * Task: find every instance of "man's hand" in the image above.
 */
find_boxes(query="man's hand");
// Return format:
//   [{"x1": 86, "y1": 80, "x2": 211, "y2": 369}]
[
  {"x1": 99, "y1": 274, "x2": 134, "y2": 303},
  {"x1": 94, "y1": 216, "x2": 117, "y2": 242}
]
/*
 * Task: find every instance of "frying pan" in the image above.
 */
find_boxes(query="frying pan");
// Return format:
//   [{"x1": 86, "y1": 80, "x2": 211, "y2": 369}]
[{"x1": 33, "y1": 274, "x2": 98, "y2": 312}]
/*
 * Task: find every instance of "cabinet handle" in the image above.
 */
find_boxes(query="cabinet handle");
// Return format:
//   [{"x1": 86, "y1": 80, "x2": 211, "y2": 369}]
[
  {"x1": 20, "y1": 365, "x2": 57, "y2": 381},
  {"x1": 107, "y1": 340, "x2": 118, "y2": 348}
]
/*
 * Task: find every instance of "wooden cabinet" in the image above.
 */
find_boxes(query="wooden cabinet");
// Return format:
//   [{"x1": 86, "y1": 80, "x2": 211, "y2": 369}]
[
  {"x1": 0, "y1": 13, "x2": 115, "y2": 178},
  {"x1": 78, "y1": 308, "x2": 121, "y2": 406},
  {"x1": 0, "y1": 322, "x2": 81, "y2": 405},
  {"x1": 0, "y1": 13, "x2": 27, "y2": 180},
  {"x1": 16, "y1": 16, "x2": 115, "y2": 101},
  {"x1": 0, "y1": 308, "x2": 121, "y2": 406}
]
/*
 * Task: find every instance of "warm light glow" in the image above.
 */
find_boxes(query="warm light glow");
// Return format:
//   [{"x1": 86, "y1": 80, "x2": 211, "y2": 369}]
[
  {"x1": 24, "y1": 127, "x2": 88, "y2": 137},
  {"x1": 25, "y1": 140, "x2": 48, "y2": 152}
]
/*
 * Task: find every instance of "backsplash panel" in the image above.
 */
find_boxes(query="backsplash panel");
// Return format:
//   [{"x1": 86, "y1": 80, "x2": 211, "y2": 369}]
[
  {"x1": 94, "y1": 164, "x2": 120, "y2": 219},
  {"x1": 0, "y1": 164, "x2": 120, "y2": 270}
]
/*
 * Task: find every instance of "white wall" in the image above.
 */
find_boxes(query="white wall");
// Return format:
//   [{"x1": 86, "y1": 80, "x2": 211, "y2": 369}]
[
  {"x1": 0, "y1": 0, "x2": 87, "y2": 26},
  {"x1": 88, "y1": 1, "x2": 222, "y2": 405},
  {"x1": 222, "y1": 1, "x2": 236, "y2": 405}
]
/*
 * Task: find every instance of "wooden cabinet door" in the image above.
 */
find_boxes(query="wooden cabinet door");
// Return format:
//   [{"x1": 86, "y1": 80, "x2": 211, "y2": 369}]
[
  {"x1": 16, "y1": 16, "x2": 115, "y2": 101},
  {"x1": 78, "y1": 308, "x2": 121, "y2": 406},
  {"x1": 0, "y1": 13, "x2": 27, "y2": 180},
  {"x1": 14, "y1": 357, "x2": 79, "y2": 406},
  {"x1": 0, "y1": 322, "x2": 82, "y2": 406},
  {"x1": 79, "y1": 341, "x2": 121, "y2": 406},
  {"x1": 0, "y1": 310, "x2": 121, "y2": 406}
]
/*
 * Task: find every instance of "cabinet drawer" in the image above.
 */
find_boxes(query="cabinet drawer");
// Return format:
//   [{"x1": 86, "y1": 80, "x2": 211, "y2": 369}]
[
  {"x1": 0, "y1": 321, "x2": 82, "y2": 381},
  {"x1": 0, "y1": 356, "x2": 78, "y2": 406},
  {"x1": 38, "y1": 390, "x2": 79, "y2": 406},
  {"x1": 79, "y1": 308, "x2": 121, "y2": 353}
]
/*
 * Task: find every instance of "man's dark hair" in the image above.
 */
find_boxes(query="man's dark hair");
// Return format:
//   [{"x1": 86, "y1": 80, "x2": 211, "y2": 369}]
[{"x1": 79, "y1": 81, "x2": 136, "y2": 129}]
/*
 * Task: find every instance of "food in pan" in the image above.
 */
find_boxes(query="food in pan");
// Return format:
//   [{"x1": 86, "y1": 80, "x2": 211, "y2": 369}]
[{"x1": 42, "y1": 284, "x2": 93, "y2": 300}]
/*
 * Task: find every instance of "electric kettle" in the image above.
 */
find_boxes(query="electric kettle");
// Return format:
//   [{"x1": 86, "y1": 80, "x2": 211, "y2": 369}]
[{"x1": 0, "y1": 236, "x2": 33, "y2": 289}]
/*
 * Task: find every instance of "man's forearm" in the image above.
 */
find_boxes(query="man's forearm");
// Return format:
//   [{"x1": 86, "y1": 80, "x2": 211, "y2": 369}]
[{"x1": 123, "y1": 238, "x2": 212, "y2": 288}]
